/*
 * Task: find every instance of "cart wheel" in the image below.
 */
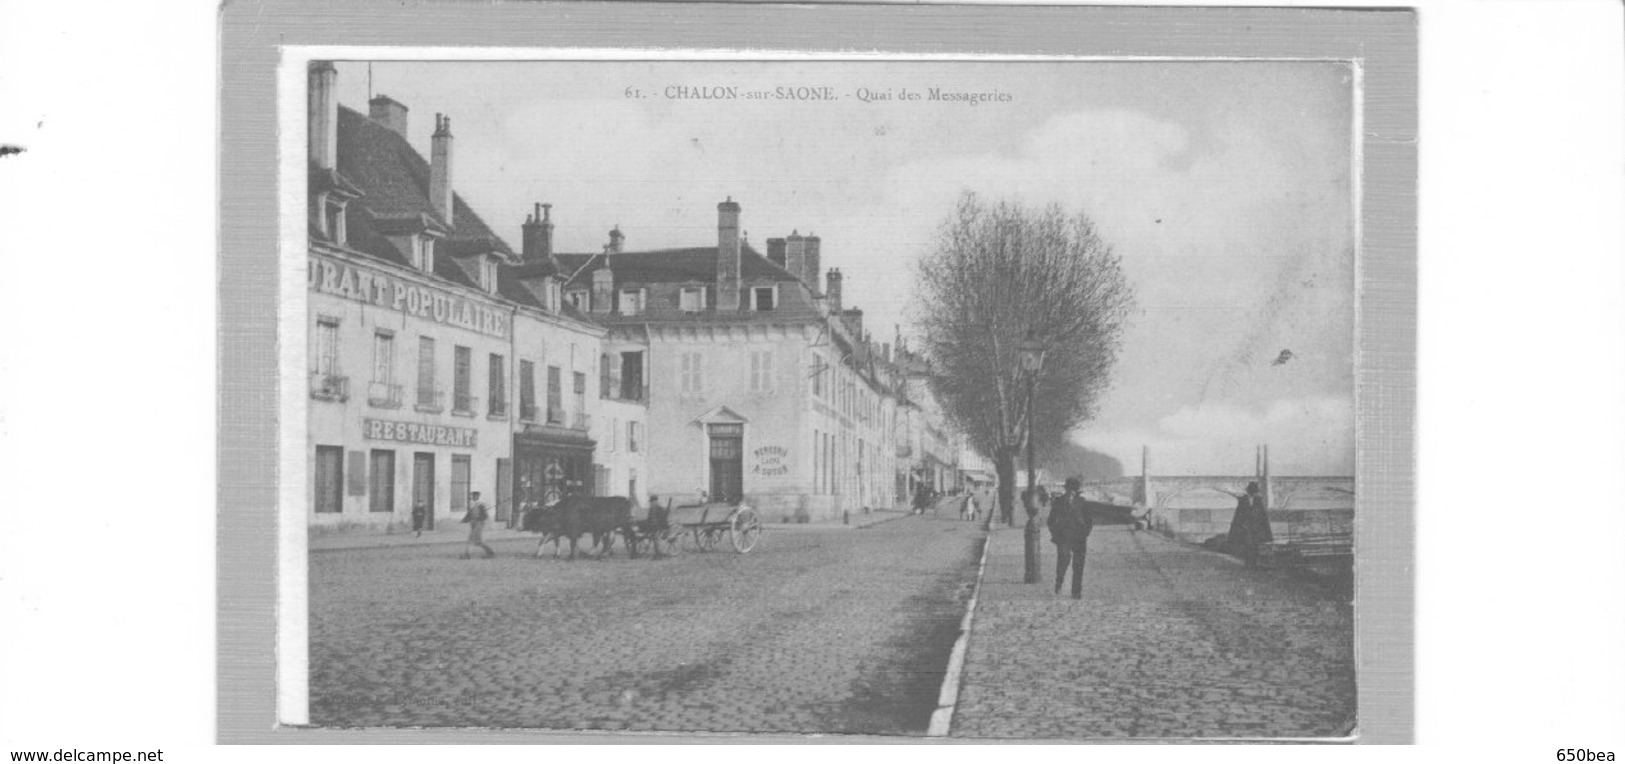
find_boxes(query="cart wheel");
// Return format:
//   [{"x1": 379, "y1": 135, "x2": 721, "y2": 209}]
[
  {"x1": 657, "y1": 527, "x2": 684, "y2": 556},
  {"x1": 730, "y1": 507, "x2": 762, "y2": 554},
  {"x1": 694, "y1": 528, "x2": 719, "y2": 552}
]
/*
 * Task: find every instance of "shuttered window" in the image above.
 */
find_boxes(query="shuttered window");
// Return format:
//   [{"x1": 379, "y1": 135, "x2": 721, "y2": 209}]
[
  {"x1": 519, "y1": 360, "x2": 536, "y2": 420},
  {"x1": 416, "y1": 336, "x2": 436, "y2": 406},
  {"x1": 450, "y1": 455, "x2": 470, "y2": 511},
  {"x1": 749, "y1": 350, "x2": 774, "y2": 393},
  {"x1": 681, "y1": 353, "x2": 703, "y2": 394},
  {"x1": 372, "y1": 331, "x2": 394, "y2": 384},
  {"x1": 314, "y1": 445, "x2": 343, "y2": 514},
  {"x1": 316, "y1": 318, "x2": 340, "y2": 376},
  {"x1": 369, "y1": 450, "x2": 395, "y2": 513},
  {"x1": 488, "y1": 353, "x2": 506, "y2": 416},
  {"x1": 453, "y1": 346, "x2": 472, "y2": 411}
]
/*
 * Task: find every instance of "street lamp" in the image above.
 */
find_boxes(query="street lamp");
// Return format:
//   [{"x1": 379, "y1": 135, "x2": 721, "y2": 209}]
[{"x1": 1017, "y1": 332, "x2": 1048, "y2": 584}]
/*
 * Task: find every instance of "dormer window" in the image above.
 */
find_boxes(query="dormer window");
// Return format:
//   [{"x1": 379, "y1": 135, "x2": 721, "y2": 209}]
[
  {"x1": 480, "y1": 257, "x2": 499, "y2": 294},
  {"x1": 411, "y1": 236, "x2": 437, "y2": 272},
  {"x1": 566, "y1": 290, "x2": 588, "y2": 311},
  {"x1": 320, "y1": 194, "x2": 347, "y2": 245},
  {"x1": 752, "y1": 286, "x2": 777, "y2": 311},
  {"x1": 547, "y1": 281, "x2": 562, "y2": 312},
  {"x1": 618, "y1": 288, "x2": 646, "y2": 316},
  {"x1": 679, "y1": 286, "x2": 708, "y2": 312}
]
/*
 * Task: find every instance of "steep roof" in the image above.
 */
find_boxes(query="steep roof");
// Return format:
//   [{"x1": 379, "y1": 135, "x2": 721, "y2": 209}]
[
  {"x1": 557, "y1": 243, "x2": 802, "y2": 288},
  {"x1": 329, "y1": 105, "x2": 516, "y2": 260}
]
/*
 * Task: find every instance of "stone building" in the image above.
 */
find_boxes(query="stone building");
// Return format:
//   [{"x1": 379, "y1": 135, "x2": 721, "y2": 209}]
[
  {"x1": 556, "y1": 201, "x2": 901, "y2": 522},
  {"x1": 304, "y1": 61, "x2": 645, "y2": 531}
]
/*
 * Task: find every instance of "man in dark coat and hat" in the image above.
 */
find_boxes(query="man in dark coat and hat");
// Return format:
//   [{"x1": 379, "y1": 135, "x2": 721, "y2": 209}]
[
  {"x1": 1227, "y1": 481, "x2": 1273, "y2": 566},
  {"x1": 1046, "y1": 477, "x2": 1095, "y2": 599}
]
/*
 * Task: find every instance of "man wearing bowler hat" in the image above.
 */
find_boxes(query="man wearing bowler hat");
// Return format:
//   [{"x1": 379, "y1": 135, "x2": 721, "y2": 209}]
[{"x1": 1046, "y1": 477, "x2": 1095, "y2": 599}]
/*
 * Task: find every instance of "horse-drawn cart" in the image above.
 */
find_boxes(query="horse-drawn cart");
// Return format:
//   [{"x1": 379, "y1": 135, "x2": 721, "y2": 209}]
[{"x1": 622, "y1": 498, "x2": 763, "y2": 556}]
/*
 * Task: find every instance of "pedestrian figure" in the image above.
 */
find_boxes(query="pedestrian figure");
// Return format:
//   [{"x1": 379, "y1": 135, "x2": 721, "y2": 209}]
[
  {"x1": 1046, "y1": 478, "x2": 1095, "y2": 599},
  {"x1": 962, "y1": 492, "x2": 980, "y2": 522},
  {"x1": 461, "y1": 491, "x2": 496, "y2": 559},
  {"x1": 411, "y1": 501, "x2": 426, "y2": 537},
  {"x1": 1226, "y1": 481, "x2": 1273, "y2": 566}
]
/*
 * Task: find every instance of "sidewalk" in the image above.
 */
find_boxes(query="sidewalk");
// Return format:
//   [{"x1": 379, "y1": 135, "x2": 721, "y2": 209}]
[
  {"x1": 309, "y1": 504, "x2": 916, "y2": 552},
  {"x1": 948, "y1": 524, "x2": 1356, "y2": 740}
]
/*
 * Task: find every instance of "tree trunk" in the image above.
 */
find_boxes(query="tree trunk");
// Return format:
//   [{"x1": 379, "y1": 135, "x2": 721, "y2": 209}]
[{"x1": 994, "y1": 444, "x2": 1018, "y2": 525}]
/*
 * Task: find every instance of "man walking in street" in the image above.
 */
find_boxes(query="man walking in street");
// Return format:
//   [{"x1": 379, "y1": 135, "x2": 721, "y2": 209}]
[
  {"x1": 461, "y1": 491, "x2": 496, "y2": 559},
  {"x1": 1046, "y1": 477, "x2": 1095, "y2": 599}
]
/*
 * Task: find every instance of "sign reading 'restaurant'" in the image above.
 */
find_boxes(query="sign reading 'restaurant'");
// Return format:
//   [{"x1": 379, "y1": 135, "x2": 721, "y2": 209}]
[
  {"x1": 364, "y1": 418, "x2": 478, "y2": 449},
  {"x1": 309, "y1": 255, "x2": 509, "y2": 338}
]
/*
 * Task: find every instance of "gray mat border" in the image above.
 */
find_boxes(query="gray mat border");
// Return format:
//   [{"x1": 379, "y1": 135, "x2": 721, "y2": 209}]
[{"x1": 219, "y1": 0, "x2": 1415, "y2": 743}]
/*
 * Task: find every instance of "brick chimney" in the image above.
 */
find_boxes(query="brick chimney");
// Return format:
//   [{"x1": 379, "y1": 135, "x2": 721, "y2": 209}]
[
  {"x1": 826, "y1": 268, "x2": 843, "y2": 314},
  {"x1": 785, "y1": 232, "x2": 806, "y2": 285},
  {"x1": 804, "y1": 235, "x2": 822, "y2": 292},
  {"x1": 308, "y1": 61, "x2": 338, "y2": 171},
  {"x1": 521, "y1": 202, "x2": 553, "y2": 260},
  {"x1": 368, "y1": 95, "x2": 409, "y2": 137},
  {"x1": 608, "y1": 226, "x2": 624, "y2": 254},
  {"x1": 717, "y1": 197, "x2": 742, "y2": 311},
  {"x1": 592, "y1": 264, "x2": 614, "y2": 314},
  {"x1": 430, "y1": 113, "x2": 454, "y2": 227},
  {"x1": 766, "y1": 237, "x2": 787, "y2": 267}
]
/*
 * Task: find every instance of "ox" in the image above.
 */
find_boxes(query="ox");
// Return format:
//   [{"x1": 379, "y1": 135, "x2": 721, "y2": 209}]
[{"x1": 520, "y1": 496, "x2": 634, "y2": 561}]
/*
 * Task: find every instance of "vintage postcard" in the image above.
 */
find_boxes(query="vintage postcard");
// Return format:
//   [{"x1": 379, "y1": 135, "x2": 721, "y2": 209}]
[{"x1": 277, "y1": 52, "x2": 1379, "y2": 740}]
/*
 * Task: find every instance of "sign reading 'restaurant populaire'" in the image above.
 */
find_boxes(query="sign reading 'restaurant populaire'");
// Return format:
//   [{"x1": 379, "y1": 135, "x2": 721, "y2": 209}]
[
  {"x1": 309, "y1": 254, "x2": 509, "y2": 338},
  {"x1": 364, "y1": 418, "x2": 478, "y2": 449}
]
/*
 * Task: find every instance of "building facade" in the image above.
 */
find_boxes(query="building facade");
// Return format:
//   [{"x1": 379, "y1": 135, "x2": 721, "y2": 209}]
[
  {"x1": 556, "y1": 203, "x2": 903, "y2": 522},
  {"x1": 305, "y1": 61, "x2": 974, "y2": 531},
  {"x1": 305, "y1": 62, "x2": 644, "y2": 532}
]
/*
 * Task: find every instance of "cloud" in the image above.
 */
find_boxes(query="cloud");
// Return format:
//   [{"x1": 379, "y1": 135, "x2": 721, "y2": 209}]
[{"x1": 1073, "y1": 396, "x2": 1354, "y2": 475}]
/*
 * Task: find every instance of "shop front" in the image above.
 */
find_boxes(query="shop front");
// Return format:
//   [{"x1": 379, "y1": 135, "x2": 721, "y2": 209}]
[{"x1": 511, "y1": 429, "x2": 597, "y2": 527}]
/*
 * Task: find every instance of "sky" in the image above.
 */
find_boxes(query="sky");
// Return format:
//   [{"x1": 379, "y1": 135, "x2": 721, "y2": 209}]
[{"x1": 330, "y1": 59, "x2": 1355, "y2": 475}]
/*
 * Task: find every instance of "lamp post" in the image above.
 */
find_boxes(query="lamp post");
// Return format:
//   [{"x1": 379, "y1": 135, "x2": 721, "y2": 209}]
[{"x1": 1017, "y1": 332, "x2": 1048, "y2": 584}]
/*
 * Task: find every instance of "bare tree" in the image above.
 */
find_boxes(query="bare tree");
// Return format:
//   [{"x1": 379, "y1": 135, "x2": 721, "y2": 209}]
[{"x1": 914, "y1": 192, "x2": 1134, "y2": 523}]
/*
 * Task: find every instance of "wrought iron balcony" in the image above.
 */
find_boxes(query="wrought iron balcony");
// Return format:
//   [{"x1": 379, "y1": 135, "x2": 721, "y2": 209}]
[
  {"x1": 367, "y1": 381, "x2": 403, "y2": 408},
  {"x1": 310, "y1": 372, "x2": 349, "y2": 402},
  {"x1": 415, "y1": 388, "x2": 444, "y2": 413}
]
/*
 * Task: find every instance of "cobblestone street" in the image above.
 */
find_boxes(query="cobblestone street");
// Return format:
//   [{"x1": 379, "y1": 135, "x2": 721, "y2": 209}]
[
  {"x1": 951, "y1": 520, "x2": 1356, "y2": 740},
  {"x1": 309, "y1": 505, "x2": 982, "y2": 734}
]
